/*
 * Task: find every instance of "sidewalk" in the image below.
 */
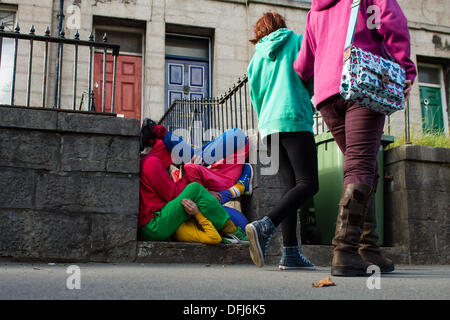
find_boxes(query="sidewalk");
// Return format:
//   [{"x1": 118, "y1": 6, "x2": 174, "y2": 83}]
[{"x1": 1, "y1": 262, "x2": 449, "y2": 300}]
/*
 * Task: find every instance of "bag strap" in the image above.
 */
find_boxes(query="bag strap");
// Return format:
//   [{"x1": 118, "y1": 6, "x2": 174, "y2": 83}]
[
  {"x1": 343, "y1": 0, "x2": 398, "y2": 63},
  {"x1": 344, "y1": 0, "x2": 361, "y2": 50}
]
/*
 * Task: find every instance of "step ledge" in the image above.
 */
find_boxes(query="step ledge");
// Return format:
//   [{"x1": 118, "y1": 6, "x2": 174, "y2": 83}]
[{"x1": 137, "y1": 241, "x2": 252, "y2": 264}]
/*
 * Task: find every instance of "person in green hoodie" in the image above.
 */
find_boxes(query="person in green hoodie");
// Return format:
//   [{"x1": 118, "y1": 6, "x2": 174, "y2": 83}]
[{"x1": 245, "y1": 12, "x2": 319, "y2": 270}]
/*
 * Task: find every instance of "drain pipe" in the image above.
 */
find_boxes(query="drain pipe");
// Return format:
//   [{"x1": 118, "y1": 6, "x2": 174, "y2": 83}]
[{"x1": 53, "y1": 0, "x2": 64, "y2": 108}]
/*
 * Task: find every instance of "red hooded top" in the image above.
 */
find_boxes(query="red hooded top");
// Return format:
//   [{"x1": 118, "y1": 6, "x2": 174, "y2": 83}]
[{"x1": 138, "y1": 139, "x2": 188, "y2": 228}]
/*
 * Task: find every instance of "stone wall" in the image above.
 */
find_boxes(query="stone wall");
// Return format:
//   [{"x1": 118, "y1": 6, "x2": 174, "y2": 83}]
[
  {"x1": 384, "y1": 144, "x2": 450, "y2": 264},
  {"x1": 0, "y1": 105, "x2": 141, "y2": 262}
]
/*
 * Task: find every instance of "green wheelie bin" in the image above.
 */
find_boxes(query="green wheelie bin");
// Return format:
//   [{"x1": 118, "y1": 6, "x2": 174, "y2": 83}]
[{"x1": 299, "y1": 132, "x2": 394, "y2": 245}]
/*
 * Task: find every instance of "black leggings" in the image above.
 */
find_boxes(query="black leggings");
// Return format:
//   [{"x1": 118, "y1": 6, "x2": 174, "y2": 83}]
[{"x1": 267, "y1": 131, "x2": 319, "y2": 247}]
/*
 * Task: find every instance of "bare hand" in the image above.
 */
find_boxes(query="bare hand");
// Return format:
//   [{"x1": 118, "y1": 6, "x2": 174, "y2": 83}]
[
  {"x1": 181, "y1": 199, "x2": 200, "y2": 216},
  {"x1": 178, "y1": 164, "x2": 184, "y2": 180},
  {"x1": 404, "y1": 80, "x2": 412, "y2": 101},
  {"x1": 209, "y1": 191, "x2": 223, "y2": 202}
]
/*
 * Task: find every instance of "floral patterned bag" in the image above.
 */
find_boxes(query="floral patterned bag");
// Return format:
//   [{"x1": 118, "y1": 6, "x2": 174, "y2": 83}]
[{"x1": 340, "y1": 0, "x2": 406, "y2": 116}]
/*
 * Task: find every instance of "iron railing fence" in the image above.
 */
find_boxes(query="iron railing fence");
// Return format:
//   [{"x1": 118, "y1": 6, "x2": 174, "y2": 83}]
[
  {"x1": 0, "y1": 23, "x2": 120, "y2": 112},
  {"x1": 159, "y1": 75, "x2": 412, "y2": 145},
  {"x1": 159, "y1": 76, "x2": 257, "y2": 147}
]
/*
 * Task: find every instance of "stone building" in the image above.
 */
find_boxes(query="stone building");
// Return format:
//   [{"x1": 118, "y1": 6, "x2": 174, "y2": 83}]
[{"x1": 0, "y1": 0, "x2": 449, "y2": 137}]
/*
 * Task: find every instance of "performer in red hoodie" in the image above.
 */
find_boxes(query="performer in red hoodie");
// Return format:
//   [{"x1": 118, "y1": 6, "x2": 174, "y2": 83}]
[
  {"x1": 138, "y1": 123, "x2": 250, "y2": 243},
  {"x1": 294, "y1": 0, "x2": 416, "y2": 276}
]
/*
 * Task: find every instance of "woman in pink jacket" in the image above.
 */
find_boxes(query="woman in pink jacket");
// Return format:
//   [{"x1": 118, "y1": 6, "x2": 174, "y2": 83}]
[{"x1": 294, "y1": 0, "x2": 416, "y2": 277}]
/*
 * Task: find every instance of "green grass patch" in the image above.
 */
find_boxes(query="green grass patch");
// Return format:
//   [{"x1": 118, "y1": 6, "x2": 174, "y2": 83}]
[{"x1": 386, "y1": 133, "x2": 450, "y2": 149}]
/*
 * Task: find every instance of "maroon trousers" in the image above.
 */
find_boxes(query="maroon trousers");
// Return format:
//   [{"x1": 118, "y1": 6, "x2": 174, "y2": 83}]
[{"x1": 318, "y1": 95, "x2": 385, "y2": 190}]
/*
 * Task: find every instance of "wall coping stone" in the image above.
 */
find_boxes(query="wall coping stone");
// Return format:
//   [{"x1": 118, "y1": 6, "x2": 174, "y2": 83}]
[
  {"x1": 0, "y1": 105, "x2": 140, "y2": 137},
  {"x1": 385, "y1": 144, "x2": 450, "y2": 166}
]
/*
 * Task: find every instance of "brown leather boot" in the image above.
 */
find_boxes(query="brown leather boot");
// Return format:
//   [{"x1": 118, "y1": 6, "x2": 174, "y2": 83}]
[
  {"x1": 331, "y1": 183, "x2": 372, "y2": 277},
  {"x1": 359, "y1": 195, "x2": 395, "y2": 273}
]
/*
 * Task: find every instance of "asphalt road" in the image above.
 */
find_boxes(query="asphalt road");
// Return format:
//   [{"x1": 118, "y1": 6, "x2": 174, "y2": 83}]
[{"x1": 1, "y1": 262, "x2": 449, "y2": 300}]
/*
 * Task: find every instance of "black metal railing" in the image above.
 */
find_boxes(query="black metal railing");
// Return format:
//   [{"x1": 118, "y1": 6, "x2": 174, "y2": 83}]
[
  {"x1": 159, "y1": 74, "x2": 411, "y2": 145},
  {"x1": 159, "y1": 76, "x2": 257, "y2": 147},
  {"x1": 0, "y1": 23, "x2": 120, "y2": 112}
]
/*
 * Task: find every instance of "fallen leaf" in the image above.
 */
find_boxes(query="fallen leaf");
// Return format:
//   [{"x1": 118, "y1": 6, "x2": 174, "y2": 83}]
[
  {"x1": 205, "y1": 264, "x2": 211, "y2": 267},
  {"x1": 312, "y1": 276, "x2": 336, "y2": 288}
]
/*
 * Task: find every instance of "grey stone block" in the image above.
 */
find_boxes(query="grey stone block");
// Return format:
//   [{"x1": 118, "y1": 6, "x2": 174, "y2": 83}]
[
  {"x1": 0, "y1": 210, "x2": 26, "y2": 257},
  {"x1": 0, "y1": 168, "x2": 34, "y2": 209},
  {"x1": 60, "y1": 135, "x2": 111, "y2": 172},
  {"x1": 61, "y1": 135, "x2": 140, "y2": 174},
  {"x1": 405, "y1": 190, "x2": 448, "y2": 221},
  {"x1": 0, "y1": 129, "x2": 60, "y2": 171},
  {"x1": 403, "y1": 161, "x2": 449, "y2": 192},
  {"x1": 384, "y1": 161, "x2": 406, "y2": 192},
  {"x1": 385, "y1": 144, "x2": 450, "y2": 166},
  {"x1": 106, "y1": 137, "x2": 140, "y2": 173},
  {"x1": 0, "y1": 106, "x2": 57, "y2": 131},
  {"x1": 25, "y1": 212, "x2": 91, "y2": 261},
  {"x1": 57, "y1": 112, "x2": 140, "y2": 137},
  {"x1": 408, "y1": 220, "x2": 442, "y2": 255},
  {"x1": 137, "y1": 241, "x2": 252, "y2": 264},
  {"x1": 90, "y1": 214, "x2": 138, "y2": 262},
  {"x1": 0, "y1": 210, "x2": 90, "y2": 261},
  {"x1": 35, "y1": 172, "x2": 139, "y2": 214}
]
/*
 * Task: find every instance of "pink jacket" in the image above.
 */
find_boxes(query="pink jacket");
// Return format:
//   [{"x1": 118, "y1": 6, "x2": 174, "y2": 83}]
[{"x1": 294, "y1": 0, "x2": 417, "y2": 107}]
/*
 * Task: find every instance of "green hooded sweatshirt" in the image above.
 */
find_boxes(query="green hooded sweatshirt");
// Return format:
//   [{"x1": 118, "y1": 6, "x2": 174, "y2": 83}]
[{"x1": 248, "y1": 28, "x2": 315, "y2": 139}]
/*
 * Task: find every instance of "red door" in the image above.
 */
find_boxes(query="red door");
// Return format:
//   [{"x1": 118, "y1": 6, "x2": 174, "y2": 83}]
[{"x1": 94, "y1": 53, "x2": 142, "y2": 120}]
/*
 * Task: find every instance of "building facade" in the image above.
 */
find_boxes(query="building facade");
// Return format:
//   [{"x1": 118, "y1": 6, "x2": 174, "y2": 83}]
[{"x1": 0, "y1": 0, "x2": 449, "y2": 137}]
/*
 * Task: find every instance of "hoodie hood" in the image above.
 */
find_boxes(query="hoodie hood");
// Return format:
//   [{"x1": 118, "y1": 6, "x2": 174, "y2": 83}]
[
  {"x1": 256, "y1": 28, "x2": 293, "y2": 60},
  {"x1": 311, "y1": 0, "x2": 339, "y2": 11}
]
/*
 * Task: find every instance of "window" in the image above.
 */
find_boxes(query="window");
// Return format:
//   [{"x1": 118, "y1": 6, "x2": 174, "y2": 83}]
[
  {"x1": 165, "y1": 36, "x2": 209, "y2": 60},
  {"x1": 0, "y1": 10, "x2": 15, "y2": 31},
  {"x1": 0, "y1": 9, "x2": 16, "y2": 105},
  {"x1": 94, "y1": 28, "x2": 143, "y2": 55}
]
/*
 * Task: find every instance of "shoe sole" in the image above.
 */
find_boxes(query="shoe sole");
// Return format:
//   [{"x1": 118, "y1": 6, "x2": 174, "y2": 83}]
[
  {"x1": 331, "y1": 266, "x2": 369, "y2": 277},
  {"x1": 245, "y1": 224, "x2": 264, "y2": 268},
  {"x1": 364, "y1": 262, "x2": 395, "y2": 273},
  {"x1": 279, "y1": 265, "x2": 316, "y2": 270},
  {"x1": 381, "y1": 265, "x2": 395, "y2": 273}
]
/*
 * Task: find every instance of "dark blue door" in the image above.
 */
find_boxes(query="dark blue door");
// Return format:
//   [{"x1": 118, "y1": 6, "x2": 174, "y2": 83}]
[{"x1": 165, "y1": 59, "x2": 209, "y2": 109}]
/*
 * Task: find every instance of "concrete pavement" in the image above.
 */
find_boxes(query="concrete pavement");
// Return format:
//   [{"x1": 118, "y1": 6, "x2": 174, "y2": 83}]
[{"x1": 1, "y1": 262, "x2": 449, "y2": 300}]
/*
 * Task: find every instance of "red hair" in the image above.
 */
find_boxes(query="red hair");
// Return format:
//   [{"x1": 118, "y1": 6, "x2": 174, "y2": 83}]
[{"x1": 249, "y1": 12, "x2": 287, "y2": 45}]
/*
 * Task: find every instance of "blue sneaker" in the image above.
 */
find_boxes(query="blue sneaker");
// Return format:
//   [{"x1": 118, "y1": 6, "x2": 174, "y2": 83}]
[
  {"x1": 245, "y1": 216, "x2": 276, "y2": 268},
  {"x1": 279, "y1": 246, "x2": 315, "y2": 270},
  {"x1": 237, "y1": 164, "x2": 253, "y2": 195}
]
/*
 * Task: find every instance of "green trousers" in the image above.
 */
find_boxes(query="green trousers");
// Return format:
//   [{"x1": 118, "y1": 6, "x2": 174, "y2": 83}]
[{"x1": 140, "y1": 182, "x2": 230, "y2": 241}]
